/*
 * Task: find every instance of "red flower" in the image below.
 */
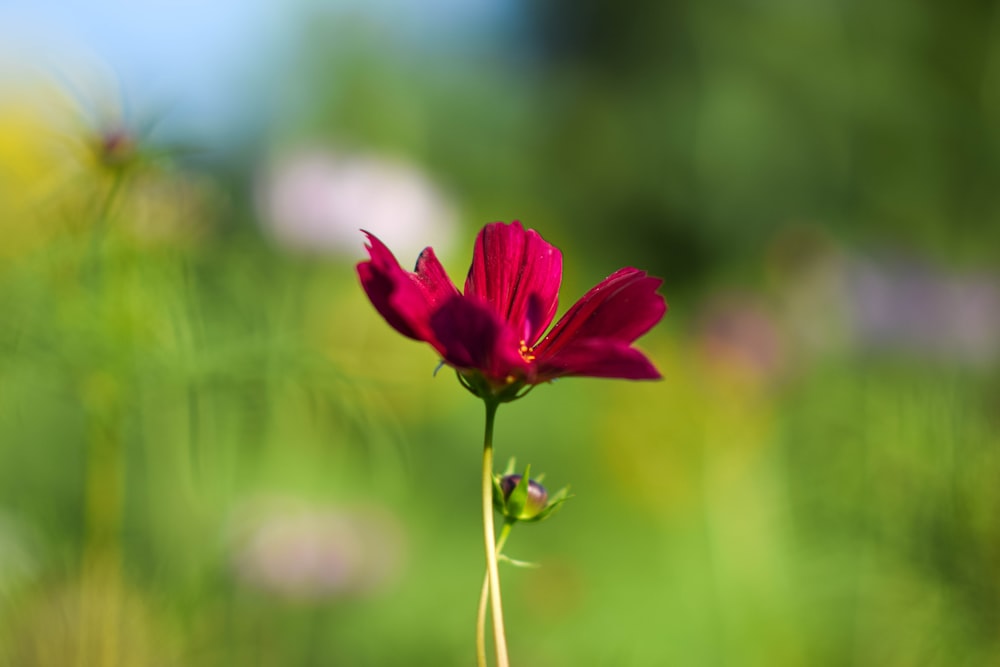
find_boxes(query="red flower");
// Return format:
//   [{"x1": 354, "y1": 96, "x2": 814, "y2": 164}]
[{"x1": 357, "y1": 221, "x2": 666, "y2": 396}]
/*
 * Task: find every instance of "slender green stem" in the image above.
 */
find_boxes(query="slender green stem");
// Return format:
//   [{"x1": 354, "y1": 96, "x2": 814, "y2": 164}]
[
  {"x1": 476, "y1": 575, "x2": 489, "y2": 667},
  {"x1": 477, "y1": 521, "x2": 513, "y2": 667},
  {"x1": 481, "y1": 400, "x2": 509, "y2": 667},
  {"x1": 496, "y1": 521, "x2": 513, "y2": 553}
]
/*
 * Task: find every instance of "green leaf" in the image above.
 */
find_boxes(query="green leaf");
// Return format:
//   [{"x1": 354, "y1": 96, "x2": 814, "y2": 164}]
[{"x1": 497, "y1": 553, "x2": 540, "y2": 569}]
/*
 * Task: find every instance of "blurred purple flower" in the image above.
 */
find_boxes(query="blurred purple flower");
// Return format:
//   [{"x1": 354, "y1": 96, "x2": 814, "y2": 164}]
[
  {"x1": 767, "y1": 227, "x2": 1000, "y2": 368},
  {"x1": 849, "y1": 256, "x2": 1000, "y2": 366}
]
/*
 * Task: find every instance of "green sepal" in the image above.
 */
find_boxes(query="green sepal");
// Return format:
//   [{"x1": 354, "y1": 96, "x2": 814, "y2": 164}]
[
  {"x1": 525, "y1": 486, "x2": 572, "y2": 523},
  {"x1": 494, "y1": 457, "x2": 517, "y2": 514},
  {"x1": 502, "y1": 457, "x2": 517, "y2": 476},
  {"x1": 492, "y1": 474, "x2": 506, "y2": 514},
  {"x1": 505, "y1": 465, "x2": 532, "y2": 519},
  {"x1": 456, "y1": 370, "x2": 529, "y2": 404}
]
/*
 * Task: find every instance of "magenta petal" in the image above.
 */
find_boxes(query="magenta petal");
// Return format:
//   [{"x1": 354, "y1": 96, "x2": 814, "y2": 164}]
[
  {"x1": 430, "y1": 296, "x2": 528, "y2": 383},
  {"x1": 359, "y1": 224, "x2": 667, "y2": 391},
  {"x1": 534, "y1": 339, "x2": 662, "y2": 381},
  {"x1": 357, "y1": 236, "x2": 426, "y2": 340},
  {"x1": 357, "y1": 231, "x2": 458, "y2": 345},
  {"x1": 413, "y1": 245, "x2": 459, "y2": 307},
  {"x1": 464, "y1": 221, "x2": 563, "y2": 345},
  {"x1": 535, "y1": 268, "x2": 666, "y2": 356}
]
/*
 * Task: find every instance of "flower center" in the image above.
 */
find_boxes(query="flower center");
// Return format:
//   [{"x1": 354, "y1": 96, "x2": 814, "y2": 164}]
[{"x1": 518, "y1": 340, "x2": 536, "y2": 363}]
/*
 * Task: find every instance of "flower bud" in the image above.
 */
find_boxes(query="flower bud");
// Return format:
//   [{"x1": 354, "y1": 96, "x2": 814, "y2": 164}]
[
  {"x1": 499, "y1": 474, "x2": 548, "y2": 520},
  {"x1": 492, "y1": 461, "x2": 571, "y2": 524},
  {"x1": 94, "y1": 127, "x2": 138, "y2": 172}
]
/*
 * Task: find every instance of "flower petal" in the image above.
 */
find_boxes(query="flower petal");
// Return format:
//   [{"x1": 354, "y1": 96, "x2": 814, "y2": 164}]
[
  {"x1": 430, "y1": 296, "x2": 529, "y2": 384},
  {"x1": 535, "y1": 268, "x2": 666, "y2": 356},
  {"x1": 357, "y1": 231, "x2": 458, "y2": 345},
  {"x1": 413, "y1": 244, "x2": 459, "y2": 307},
  {"x1": 534, "y1": 339, "x2": 662, "y2": 381},
  {"x1": 464, "y1": 221, "x2": 563, "y2": 345}
]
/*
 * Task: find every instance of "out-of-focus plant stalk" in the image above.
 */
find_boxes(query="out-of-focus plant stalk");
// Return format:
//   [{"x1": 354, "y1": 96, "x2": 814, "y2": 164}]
[
  {"x1": 80, "y1": 381, "x2": 124, "y2": 667},
  {"x1": 77, "y1": 166, "x2": 129, "y2": 667},
  {"x1": 82, "y1": 381, "x2": 123, "y2": 566},
  {"x1": 81, "y1": 171, "x2": 126, "y2": 576},
  {"x1": 480, "y1": 400, "x2": 509, "y2": 667}
]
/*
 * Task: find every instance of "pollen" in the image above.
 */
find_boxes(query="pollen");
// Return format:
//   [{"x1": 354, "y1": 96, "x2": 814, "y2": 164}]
[{"x1": 519, "y1": 341, "x2": 536, "y2": 362}]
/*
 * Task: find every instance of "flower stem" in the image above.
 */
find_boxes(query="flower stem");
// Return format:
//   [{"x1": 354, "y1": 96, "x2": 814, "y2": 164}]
[
  {"x1": 477, "y1": 521, "x2": 513, "y2": 666},
  {"x1": 476, "y1": 576, "x2": 489, "y2": 667},
  {"x1": 481, "y1": 400, "x2": 510, "y2": 667}
]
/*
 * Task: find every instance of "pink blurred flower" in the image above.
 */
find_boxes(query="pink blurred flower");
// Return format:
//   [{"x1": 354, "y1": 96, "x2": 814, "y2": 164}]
[
  {"x1": 697, "y1": 294, "x2": 785, "y2": 384},
  {"x1": 228, "y1": 498, "x2": 405, "y2": 601},
  {"x1": 258, "y1": 150, "x2": 456, "y2": 257}
]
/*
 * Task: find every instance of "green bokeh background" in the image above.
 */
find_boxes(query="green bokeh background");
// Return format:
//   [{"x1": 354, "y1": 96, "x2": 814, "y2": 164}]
[{"x1": 1, "y1": 2, "x2": 999, "y2": 665}]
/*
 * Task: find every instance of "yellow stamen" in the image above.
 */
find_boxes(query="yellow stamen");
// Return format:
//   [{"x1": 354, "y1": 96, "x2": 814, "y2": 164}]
[{"x1": 518, "y1": 341, "x2": 536, "y2": 362}]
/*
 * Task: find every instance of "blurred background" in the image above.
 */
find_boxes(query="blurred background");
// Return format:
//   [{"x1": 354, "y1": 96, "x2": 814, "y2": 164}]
[{"x1": 1, "y1": 0, "x2": 999, "y2": 664}]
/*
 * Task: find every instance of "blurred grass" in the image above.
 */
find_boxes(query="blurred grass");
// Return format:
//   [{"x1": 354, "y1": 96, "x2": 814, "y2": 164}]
[{"x1": 5, "y1": 232, "x2": 995, "y2": 665}]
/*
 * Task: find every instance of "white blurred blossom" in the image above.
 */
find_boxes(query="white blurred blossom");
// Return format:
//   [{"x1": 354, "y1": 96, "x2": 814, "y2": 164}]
[{"x1": 257, "y1": 149, "x2": 457, "y2": 258}]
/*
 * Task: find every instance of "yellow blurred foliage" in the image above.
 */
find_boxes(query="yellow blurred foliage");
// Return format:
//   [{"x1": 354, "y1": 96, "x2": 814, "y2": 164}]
[
  {"x1": 1, "y1": 562, "x2": 179, "y2": 667},
  {"x1": 600, "y1": 332, "x2": 777, "y2": 516},
  {"x1": 0, "y1": 75, "x2": 220, "y2": 267},
  {"x1": 0, "y1": 81, "x2": 89, "y2": 257}
]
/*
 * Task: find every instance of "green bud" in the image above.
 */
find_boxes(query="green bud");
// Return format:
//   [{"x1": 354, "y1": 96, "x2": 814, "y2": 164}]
[
  {"x1": 492, "y1": 462, "x2": 571, "y2": 523},
  {"x1": 500, "y1": 474, "x2": 548, "y2": 520}
]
